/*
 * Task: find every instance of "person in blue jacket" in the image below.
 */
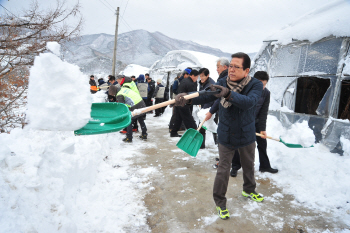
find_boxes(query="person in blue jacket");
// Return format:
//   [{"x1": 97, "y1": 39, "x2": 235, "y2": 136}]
[{"x1": 174, "y1": 52, "x2": 264, "y2": 220}]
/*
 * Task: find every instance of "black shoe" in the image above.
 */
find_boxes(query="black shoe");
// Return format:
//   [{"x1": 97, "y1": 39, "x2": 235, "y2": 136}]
[
  {"x1": 230, "y1": 169, "x2": 237, "y2": 177},
  {"x1": 153, "y1": 115, "x2": 160, "y2": 117},
  {"x1": 259, "y1": 167, "x2": 278, "y2": 173},
  {"x1": 139, "y1": 134, "x2": 147, "y2": 140},
  {"x1": 122, "y1": 137, "x2": 132, "y2": 143},
  {"x1": 170, "y1": 133, "x2": 182, "y2": 137}
]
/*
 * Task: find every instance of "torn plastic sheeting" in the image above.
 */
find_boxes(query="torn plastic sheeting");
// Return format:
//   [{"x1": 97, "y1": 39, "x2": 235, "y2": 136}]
[
  {"x1": 269, "y1": 76, "x2": 298, "y2": 105},
  {"x1": 322, "y1": 119, "x2": 350, "y2": 150},
  {"x1": 316, "y1": 77, "x2": 337, "y2": 116}
]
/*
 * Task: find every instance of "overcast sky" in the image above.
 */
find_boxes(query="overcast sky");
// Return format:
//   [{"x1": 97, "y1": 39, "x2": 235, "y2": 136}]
[{"x1": 2, "y1": 0, "x2": 332, "y2": 53}]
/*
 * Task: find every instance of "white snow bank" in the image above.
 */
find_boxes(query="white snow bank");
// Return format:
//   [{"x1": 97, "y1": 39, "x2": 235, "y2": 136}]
[
  {"x1": 261, "y1": 115, "x2": 350, "y2": 225},
  {"x1": 0, "y1": 128, "x2": 151, "y2": 232},
  {"x1": 26, "y1": 49, "x2": 92, "y2": 131},
  {"x1": 266, "y1": 0, "x2": 350, "y2": 44},
  {"x1": 120, "y1": 64, "x2": 149, "y2": 77}
]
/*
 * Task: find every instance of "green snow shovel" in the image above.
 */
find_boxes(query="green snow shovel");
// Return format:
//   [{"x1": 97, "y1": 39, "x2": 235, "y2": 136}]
[
  {"x1": 74, "y1": 102, "x2": 131, "y2": 135},
  {"x1": 176, "y1": 120, "x2": 206, "y2": 157},
  {"x1": 256, "y1": 133, "x2": 314, "y2": 148},
  {"x1": 75, "y1": 88, "x2": 220, "y2": 136}
]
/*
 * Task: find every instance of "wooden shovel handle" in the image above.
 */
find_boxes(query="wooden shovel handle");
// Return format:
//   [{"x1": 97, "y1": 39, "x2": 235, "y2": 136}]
[
  {"x1": 132, "y1": 92, "x2": 200, "y2": 116},
  {"x1": 255, "y1": 133, "x2": 280, "y2": 141},
  {"x1": 197, "y1": 120, "x2": 206, "y2": 131}
]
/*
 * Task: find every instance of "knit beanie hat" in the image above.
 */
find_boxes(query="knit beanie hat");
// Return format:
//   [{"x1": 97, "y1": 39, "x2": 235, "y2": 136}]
[{"x1": 184, "y1": 68, "x2": 192, "y2": 74}]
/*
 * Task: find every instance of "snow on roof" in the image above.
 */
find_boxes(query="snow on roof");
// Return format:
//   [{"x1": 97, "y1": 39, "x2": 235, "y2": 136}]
[
  {"x1": 119, "y1": 64, "x2": 149, "y2": 77},
  {"x1": 265, "y1": 0, "x2": 350, "y2": 44},
  {"x1": 150, "y1": 50, "x2": 219, "y2": 81}
]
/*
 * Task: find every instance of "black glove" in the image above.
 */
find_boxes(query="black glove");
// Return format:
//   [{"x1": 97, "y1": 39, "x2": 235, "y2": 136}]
[
  {"x1": 210, "y1": 85, "x2": 231, "y2": 98},
  {"x1": 174, "y1": 93, "x2": 188, "y2": 107}
]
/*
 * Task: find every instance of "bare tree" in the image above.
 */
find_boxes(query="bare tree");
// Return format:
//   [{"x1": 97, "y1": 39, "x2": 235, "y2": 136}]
[{"x1": 0, "y1": 0, "x2": 83, "y2": 132}]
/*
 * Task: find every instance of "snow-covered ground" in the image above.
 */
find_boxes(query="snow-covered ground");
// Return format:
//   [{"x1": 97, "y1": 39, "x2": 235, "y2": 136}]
[{"x1": 1, "y1": 43, "x2": 350, "y2": 232}]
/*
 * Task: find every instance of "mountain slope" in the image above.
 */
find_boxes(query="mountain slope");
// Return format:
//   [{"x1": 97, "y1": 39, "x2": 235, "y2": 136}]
[{"x1": 63, "y1": 30, "x2": 232, "y2": 74}]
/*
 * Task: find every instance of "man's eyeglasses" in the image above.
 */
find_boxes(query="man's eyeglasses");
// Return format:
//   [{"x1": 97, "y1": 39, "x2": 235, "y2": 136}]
[{"x1": 229, "y1": 65, "x2": 243, "y2": 70}]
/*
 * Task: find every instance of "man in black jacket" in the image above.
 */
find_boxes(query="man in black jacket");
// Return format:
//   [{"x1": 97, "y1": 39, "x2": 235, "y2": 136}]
[
  {"x1": 198, "y1": 68, "x2": 216, "y2": 149},
  {"x1": 170, "y1": 70, "x2": 199, "y2": 137},
  {"x1": 152, "y1": 78, "x2": 166, "y2": 117},
  {"x1": 230, "y1": 71, "x2": 278, "y2": 177},
  {"x1": 174, "y1": 53, "x2": 264, "y2": 219},
  {"x1": 145, "y1": 74, "x2": 155, "y2": 110}
]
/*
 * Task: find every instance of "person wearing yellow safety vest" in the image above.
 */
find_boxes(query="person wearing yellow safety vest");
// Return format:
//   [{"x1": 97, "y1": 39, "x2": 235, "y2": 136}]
[
  {"x1": 116, "y1": 75, "x2": 147, "y2": 143},
  {"x1": 116, "y1": 75, "x2": 140, "y2": 133}
]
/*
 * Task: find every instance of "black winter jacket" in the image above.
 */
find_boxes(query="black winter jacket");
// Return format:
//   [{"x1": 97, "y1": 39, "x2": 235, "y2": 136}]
[
  {"x1": 192, "y1": 77, "x2": 263, "y2": 149},
  {"x1": 177, "y1": 77, "x2": 197, "y2": 94},
  {"x1": 147, "y1": 80, "x2": 156, "y2": 99},
  {"x1": 255, "y1": 88, "x2": 270, "y2": 131},
  {"x1": 217, "y1": 69, "x2": 228, "y2": 81},
  {"x1": 198, "y1": 77, "x2": 215, "y2": 109}
]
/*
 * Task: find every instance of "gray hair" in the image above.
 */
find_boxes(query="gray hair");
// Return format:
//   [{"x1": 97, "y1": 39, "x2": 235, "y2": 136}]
[{"x1": 216, "y1": 57, "x2": 229, "y2": 67}]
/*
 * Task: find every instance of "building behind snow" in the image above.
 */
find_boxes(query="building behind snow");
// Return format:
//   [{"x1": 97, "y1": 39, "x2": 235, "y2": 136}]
[{"x1": 250, "y1": 0, "x2": 350, "y2": 153}]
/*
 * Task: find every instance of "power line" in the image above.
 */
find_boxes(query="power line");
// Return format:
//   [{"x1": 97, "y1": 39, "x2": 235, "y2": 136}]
[
  {"x1": 96, "y1": 0, "x2": 114, "y2": 13},
  {"x1": 102, "y1": 0, "x2": 116, "y2": 11},
  {"x1": 122, "y1": 0, "x2": 129, "y2": 18},
  {"x1": 0, "y1": 3, "x2": 19, "y2": 19},
  {"x1": 120, "y1": 16, "x2": 133, "y2": 31}
]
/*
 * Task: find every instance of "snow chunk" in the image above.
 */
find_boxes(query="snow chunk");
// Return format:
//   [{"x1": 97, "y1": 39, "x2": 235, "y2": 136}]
[
  {"x1": 26, "y1": 53, "x2": 92, "y2": 131},
  {"x1": 197, "y1": 108, "x2": 217, "y2": 133},
  {"x1": 46, "y1": 42, "x2": 61, "y2": 56},
  {"x1": 280, "y1": 121, "x2": 315, "y2": 147},
  {"x1": 340, "y1": 136, "x2": 350, "y2": 156}
]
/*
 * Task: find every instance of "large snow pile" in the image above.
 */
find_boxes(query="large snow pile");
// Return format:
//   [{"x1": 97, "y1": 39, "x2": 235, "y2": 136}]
[
  {"x1": 262, "y1": 115, "x2": 350, "y2": 224},
  {"x1": 26, "y1": 42, "x2": 92, "y2": 131},
  {"x1": 265, "y1": 0, "x2": 350, "y2": 44},
  {"x1": 0, "y1": 129, "x2": 152, "y2": 232},
  {"x1": 120, "y1": 64, "x2": 149, "y2": 77}
]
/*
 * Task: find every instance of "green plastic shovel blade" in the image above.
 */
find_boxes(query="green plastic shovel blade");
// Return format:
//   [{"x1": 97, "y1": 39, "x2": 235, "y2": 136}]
[
  {"x1": 279, "y1": 137, "x2": 314, "y2": 148},
  {"x1": 176, "y1": 128, "x2": 203, "y2": 157},
  {"x1": 74, "y1": 102, "x2": 131, "y2": 135}
]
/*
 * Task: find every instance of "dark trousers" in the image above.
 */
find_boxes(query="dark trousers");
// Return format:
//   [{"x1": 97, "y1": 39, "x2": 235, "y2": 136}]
[
  {"x1": 146, "y1": 97, "x2": 153, "y2": 107},
  {"x1": 232, "y1": 125, "x2": 271, "y2": 170},
  {"x1": 154, "y1": 98, "x2": 164, "y2": 116},
  {"x1": 214, "y1": 142, "x2": 256, "y2": 208},
  {"x1": 171, "y1": 106, "x2": 197, "y2": 135},
  {"x1": 126, "y1": 115, "x2": 147, "y2": 139},
  {"x1": 132, "y1": 119, "x2": 138, "y2": 130}
]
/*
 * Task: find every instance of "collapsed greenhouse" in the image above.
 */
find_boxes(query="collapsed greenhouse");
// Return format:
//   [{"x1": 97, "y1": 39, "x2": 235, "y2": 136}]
[
  {"x1": 250, "y1": 0, "x2": 350, "y2": 153},
  {"x1": 149, "y1": 50, "x2": 219, "y2": 88}
]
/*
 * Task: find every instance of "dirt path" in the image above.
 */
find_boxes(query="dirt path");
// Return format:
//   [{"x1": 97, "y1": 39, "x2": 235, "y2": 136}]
[{"x1": 129, "y1": 118, "x2": 348, "y2": 233}]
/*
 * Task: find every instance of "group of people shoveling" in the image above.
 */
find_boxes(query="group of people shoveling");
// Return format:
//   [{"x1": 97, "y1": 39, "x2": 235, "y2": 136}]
[{"x1": 91, "y1": 52, "x2": 279, "y2": 220}]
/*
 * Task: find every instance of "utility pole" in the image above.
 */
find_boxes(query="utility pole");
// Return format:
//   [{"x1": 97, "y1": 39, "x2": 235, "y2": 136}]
[{"x1": 112, "y1": 7, "x2": 119, "y2": 77}]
